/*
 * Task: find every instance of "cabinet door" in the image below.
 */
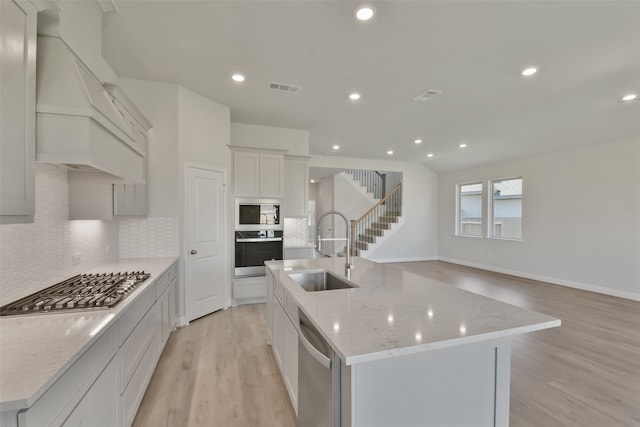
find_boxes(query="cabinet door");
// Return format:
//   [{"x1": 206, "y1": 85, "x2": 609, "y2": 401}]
[
  {"x1": 272, "y1": 299, "x2": 285, "y2": 370},
  {"x1": 62, "y1": 356, "x2": 119, "y2": 427},
  {"x1": 233, "y1": 151, "x2": 260, "y2": 197},
  {"x1": 284, "y1": 314, "x2": 299, "y2": 412},
  {"x1": 0, "y1": 0, "x2": 36, "y2": 222},
  {"x1": 284, "y1": 156, "x2": 309, "y2": 216},
  {"x1": 266, "y1": 270, "x2": 274, "y2": 341},
  {"x1": 168, "y1": 278, "x2": 176, "y2": 330},
  {"x1": 259, "y1": 153, "x2": 284, "y2": 198},
  {"x1": 113, "y1": 184, "x2": 147, "y2": 216}
]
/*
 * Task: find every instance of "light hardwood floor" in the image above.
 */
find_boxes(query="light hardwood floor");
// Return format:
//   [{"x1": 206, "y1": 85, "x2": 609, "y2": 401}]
[{"x1": 133, "y1": 261, "x2": 640, "y2": 427}]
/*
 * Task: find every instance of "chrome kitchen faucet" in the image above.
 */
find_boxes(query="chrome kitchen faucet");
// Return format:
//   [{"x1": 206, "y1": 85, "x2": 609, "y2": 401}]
[{"x1": 316, "y1": 210, "x2": 354, "y2": 278}]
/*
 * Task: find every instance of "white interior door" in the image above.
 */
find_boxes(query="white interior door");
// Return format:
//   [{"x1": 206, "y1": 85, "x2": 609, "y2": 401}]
[{"x1": 185, "y1": 166, "x2": 226, "y2": 321}]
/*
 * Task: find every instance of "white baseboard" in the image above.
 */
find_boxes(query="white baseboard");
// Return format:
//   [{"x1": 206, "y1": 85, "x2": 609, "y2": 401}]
[
  {"x1": 375, "y1": 256, "x2": 439, "y2": 263},
  {"x1": 438, "y1": 257, "x2": 640, "y2": 302}
]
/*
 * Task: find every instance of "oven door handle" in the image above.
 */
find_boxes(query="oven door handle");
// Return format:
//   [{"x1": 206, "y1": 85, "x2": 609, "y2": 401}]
[{"x1": 236, "y1": 238, "x2": 283, "y2": 243}]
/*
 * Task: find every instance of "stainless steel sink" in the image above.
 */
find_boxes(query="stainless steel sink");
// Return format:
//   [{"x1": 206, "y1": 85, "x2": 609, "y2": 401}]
[{"x1": 288, "y1": 270, "x2": 357, "y2": 292}]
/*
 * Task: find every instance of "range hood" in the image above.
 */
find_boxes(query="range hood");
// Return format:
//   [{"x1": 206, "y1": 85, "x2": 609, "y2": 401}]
[{"x1": 35, "y1": 36, "x2": 144, "y2": 183}]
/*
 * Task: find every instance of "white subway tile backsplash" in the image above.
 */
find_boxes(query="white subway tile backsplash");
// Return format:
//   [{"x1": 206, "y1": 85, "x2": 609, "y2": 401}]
[
  {"x1": 284, "y1": 217, "x2": 308, "y2": 247},
  {"x1": 118, "y1": 217, "x2": 179, "y2": 258},
  {"x1": 0, "y1": 164, "x2": 118, "y2": 305}
]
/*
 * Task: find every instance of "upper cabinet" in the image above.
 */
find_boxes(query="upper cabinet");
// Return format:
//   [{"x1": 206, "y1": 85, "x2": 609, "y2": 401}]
[
  {"x1": 230, "y1": 147, "x2": 285, "y2": 198},
  {"x1": 284, "y1": 155, "x2": 310, "y2": 217},
  {"x1": 0, "y1": 0, "x2": 37, "y2": 224}
]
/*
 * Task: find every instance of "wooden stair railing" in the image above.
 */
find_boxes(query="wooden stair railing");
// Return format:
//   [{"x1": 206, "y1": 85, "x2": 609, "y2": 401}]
[{"x1": 350, "y1": 183, "x2": 402, "y2": 255}]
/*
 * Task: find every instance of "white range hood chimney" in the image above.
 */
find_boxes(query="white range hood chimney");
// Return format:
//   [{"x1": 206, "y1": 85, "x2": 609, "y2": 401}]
[{"x1": 35, "y1": 35, "x2": 145, "y2": 183}]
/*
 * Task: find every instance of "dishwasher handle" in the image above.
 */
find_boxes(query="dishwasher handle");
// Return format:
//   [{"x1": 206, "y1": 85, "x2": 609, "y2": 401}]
[{"x1": 299, "y1": 321, "x2": 331, "y2": 370}]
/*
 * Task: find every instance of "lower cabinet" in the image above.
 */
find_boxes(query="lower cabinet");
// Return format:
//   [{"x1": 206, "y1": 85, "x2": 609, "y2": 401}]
[
  {"x1": 62, "y1": 356, "x2": 119, "y2": 427},
  {"x1": 267, "y1": 270, "x2": 299, "y2": 414},
  {"x1": 17, "y1": 261, "x2": 178, "y2": 427}
]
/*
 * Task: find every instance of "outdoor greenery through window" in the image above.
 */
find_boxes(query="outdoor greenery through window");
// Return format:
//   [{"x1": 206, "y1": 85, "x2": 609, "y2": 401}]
[
  {"x1": 457, "y1": 183, "x2": 482, "y2": 237},
  {"x1": 490, "y1": 178, "x2": 523, "y2": 240}
]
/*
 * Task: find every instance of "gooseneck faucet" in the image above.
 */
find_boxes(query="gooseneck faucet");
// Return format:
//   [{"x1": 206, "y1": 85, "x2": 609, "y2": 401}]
[{"x1": 316, "y1": 210, "x2": 354, "y2": 278}]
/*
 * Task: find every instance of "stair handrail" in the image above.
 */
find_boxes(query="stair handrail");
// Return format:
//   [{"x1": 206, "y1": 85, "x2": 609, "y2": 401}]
[{"x1": 350, "y1": 183, "x2": 402, "y2": 255}]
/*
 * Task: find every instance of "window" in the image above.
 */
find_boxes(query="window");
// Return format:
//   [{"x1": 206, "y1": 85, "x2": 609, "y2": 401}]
[
  {"x1": 456, "y1": 183, "x2": 482, "y2": 237},
  {"x1": 489, "y1": 177, "x2": 522, "y2": 240}
]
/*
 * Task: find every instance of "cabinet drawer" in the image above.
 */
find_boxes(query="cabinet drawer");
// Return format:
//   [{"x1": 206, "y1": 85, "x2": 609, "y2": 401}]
[
  {"x1": 120, "y1": 306, "x2": 155, "y2": 392},
  {"x1": 154, "y1": 264, "x2": 176, "y2": 300},
  {"x1": 121, "y1": 334, "x2": 157, "y2": 427},
  {"x1": 19, "y1": 324, "x2": 117, "y2": 427},
  {"x1": 119, "y1": 286, "x2": 154, "y2": 345}
]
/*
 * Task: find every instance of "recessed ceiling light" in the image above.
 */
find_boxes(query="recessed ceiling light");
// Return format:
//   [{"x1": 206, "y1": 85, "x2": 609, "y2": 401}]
[
  {"x1": 355, "y1": 6, "x2": 375, "y2": 21},
  {"x1": 310, "y1": 179, "x2": 315, "y2": 183},
  {"x1": 521, "y1": 67, "x2": 539, "y2": 77},
  {"x1": 387, "y1": 150, "x2": 394, "y2": 155},
  {"x1": 231, "y1": 73, "x2": 245, "y2": 82},
  {"x1": 621, "y1": 93, "x2": 638, "y2": 102},
  {"x1": 414, "y1": 139, "x2": 422, "y2": 144},
  {"x1": 459, "y1": 143, "x2": 467, "y2": 148},
  {"x1": 349, "y1": 93, "x2": 361, "y2": 101},
  {"x1": 332, "y1": 145, "x2": 340, "y2": 150},
  {"x1": 427, "y1": 153, "x2": 434, "y2": 158}
]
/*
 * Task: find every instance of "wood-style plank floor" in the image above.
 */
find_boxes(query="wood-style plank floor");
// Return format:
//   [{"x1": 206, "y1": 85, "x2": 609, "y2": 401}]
[{"x1": 132, "y1": 261, "x2": 640, "y2": 427}]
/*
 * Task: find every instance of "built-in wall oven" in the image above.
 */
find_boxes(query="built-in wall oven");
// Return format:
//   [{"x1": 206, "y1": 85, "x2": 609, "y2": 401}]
[
  {"x1": 235, "y1": 230, "x2": 284, "y2": 278},
  {"x1": 235, "y1": 198, "x2": 282, "y2": 230}
]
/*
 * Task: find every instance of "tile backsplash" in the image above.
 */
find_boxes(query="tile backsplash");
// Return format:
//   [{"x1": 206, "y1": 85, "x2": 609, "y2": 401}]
[
  {"x1": 118, "y1": 217, "x2": 179, "y2": 258},
  {"x1": 0, "y1": 164, "x2": 118, "y2": 304},
  {"x1": 284, "y1": 217, "x2": 308, "y2": 247}
]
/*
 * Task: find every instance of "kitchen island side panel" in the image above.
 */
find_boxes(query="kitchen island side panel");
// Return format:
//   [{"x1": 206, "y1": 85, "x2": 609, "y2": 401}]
[{"x1": 346, "y1": 337, "x2": 511, "y2": 427}]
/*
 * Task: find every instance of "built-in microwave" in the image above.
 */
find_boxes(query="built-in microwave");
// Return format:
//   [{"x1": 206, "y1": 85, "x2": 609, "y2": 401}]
[{"x1": 235, "y1": 198, "x2": 283, "y2": 230}]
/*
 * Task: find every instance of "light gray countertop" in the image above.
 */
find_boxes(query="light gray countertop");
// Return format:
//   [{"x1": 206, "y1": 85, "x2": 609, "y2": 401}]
[
  {"x1": 0, "y1": 257, "x2": 178, "y2": 411},
  {"x1": 266, "y1": 257, "x2": 560, "y2": 365}
]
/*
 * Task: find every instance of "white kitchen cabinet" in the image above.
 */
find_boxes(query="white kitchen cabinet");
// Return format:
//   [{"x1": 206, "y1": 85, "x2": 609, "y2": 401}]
[
  {"x1": 272, "y1": 296, "x2": 285, "y2": 370},
  {"x1": 284, "y1": 311, "x2": 298, "y2": 413},
  {"x1": 19, "y1": 324, "x2": 118, "y2": 426},
  {"x1": 68, "y1": 171, "x2": 148, "y2": 219},
  {"x1": 266, "y1": 272, "x2": 298, "y2": 412},
  {"x1": 259, "y1": 152, "x2": 285, "y2": 198},
  {"x1": 113, "y1": 183, "x2": 148, "y2": 216},
  {"x1": 62, "y1": 355, "x2": 120, "y2": 427},
  {"x1": 0, "y1": 0, "x2": 36, "y2": 224},
  {"x1": 266, "y1": 269, "x2": 275, "y2": 341},
  {"x1": 284, "y1": 155, "x2": 310, "y2": 217},
  {"x1": 230, "y1": 147, "x2": 285, "y2": 198}
]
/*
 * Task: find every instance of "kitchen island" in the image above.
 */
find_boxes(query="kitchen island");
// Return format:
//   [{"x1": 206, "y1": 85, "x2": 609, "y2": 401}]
[{"x1": 266, "y1": 257, "x2": 560, "y2": 427}]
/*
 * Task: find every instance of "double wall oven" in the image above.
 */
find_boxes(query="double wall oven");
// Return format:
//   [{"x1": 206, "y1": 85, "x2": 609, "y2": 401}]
[{"x1": 235, "y1": 199, "x2": 283, "y2": 278}]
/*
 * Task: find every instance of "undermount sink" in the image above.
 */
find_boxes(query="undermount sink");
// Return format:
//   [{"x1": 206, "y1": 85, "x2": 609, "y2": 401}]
[{"x1": 288, "y1": 270, "x2": 357, "y2": 292}]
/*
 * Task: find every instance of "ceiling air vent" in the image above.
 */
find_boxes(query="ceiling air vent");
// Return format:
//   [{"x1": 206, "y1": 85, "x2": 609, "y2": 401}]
[
  {"x1": 413, "y1": 89, "x2": 442, "y2": 102},
  {"x1": 269, "y1": 82, "x2": 301, "y2": 94}
]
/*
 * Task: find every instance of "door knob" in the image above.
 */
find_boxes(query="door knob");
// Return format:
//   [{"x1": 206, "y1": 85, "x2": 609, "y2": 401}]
[{"x1": 190, "y1": 249, "x2": 198, "y2": 255}]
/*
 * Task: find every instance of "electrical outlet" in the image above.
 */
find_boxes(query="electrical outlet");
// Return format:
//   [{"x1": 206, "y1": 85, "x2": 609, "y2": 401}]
[{"x1": 72, "y1": 253, "x2": 81, "y2": 265}]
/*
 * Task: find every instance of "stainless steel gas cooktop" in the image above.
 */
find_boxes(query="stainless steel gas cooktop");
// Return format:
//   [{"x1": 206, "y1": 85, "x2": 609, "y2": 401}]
[{"x1": 0, "y1": 272, "x2": 150, "y2": 316}]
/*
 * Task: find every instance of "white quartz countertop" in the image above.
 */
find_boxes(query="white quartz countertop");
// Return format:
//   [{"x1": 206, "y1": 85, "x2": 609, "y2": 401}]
[
  {"x1": 266, "y1": 257, "x2": 560, "y2": 365},
  {"x1": 0, "y1": 257, "x2": 178, "y2": 411}
]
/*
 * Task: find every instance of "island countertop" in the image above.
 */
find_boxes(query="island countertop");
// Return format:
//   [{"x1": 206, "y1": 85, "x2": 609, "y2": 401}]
[
  {"x1": 266, "y1": 257, "x2": 560, "y2": 365},
  {"x1": 0, "y1": 257, "x2": 178, "y2": 412}
]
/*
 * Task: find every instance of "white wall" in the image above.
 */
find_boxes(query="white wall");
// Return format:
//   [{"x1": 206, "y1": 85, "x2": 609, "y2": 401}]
[
  {"x1": 438, "y1": 137, "x2": 640, "y2": 300},
  {"x1": 231, "y1": 122, "x2": 309, "y2": 155},
  {"x1": 310, "y1": 156, "x2": 439, "y2": 262}
]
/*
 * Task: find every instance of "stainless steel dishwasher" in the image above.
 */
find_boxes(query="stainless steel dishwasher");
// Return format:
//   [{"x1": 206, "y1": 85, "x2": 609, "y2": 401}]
[{"x1": 298, "y1": 309, "x2": 341, "y2": 427}]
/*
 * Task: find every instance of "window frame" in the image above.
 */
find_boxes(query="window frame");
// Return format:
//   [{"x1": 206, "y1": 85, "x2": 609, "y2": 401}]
[
  {"x1": 455, "y1": 181, "x2": 483, "y2": 238},
  {"x1": 488, "y1": 176, "x2": 523, "y2": 241}
]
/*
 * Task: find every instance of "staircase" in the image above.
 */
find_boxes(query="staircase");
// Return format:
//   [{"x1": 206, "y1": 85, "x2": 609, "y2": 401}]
[{"x1": 343, "y1": 169, "x2": 403, "y2": 256}]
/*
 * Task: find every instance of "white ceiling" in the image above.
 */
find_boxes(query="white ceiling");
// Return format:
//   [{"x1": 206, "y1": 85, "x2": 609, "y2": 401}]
[{"x1": 102, "y1": 1, "x2": 640, "y2": 173}]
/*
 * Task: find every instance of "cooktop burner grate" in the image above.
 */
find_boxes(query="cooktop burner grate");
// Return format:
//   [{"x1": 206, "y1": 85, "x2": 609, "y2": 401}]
[{"x1": 0, "y1": 272, "x2": 151, "y2": 316}]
